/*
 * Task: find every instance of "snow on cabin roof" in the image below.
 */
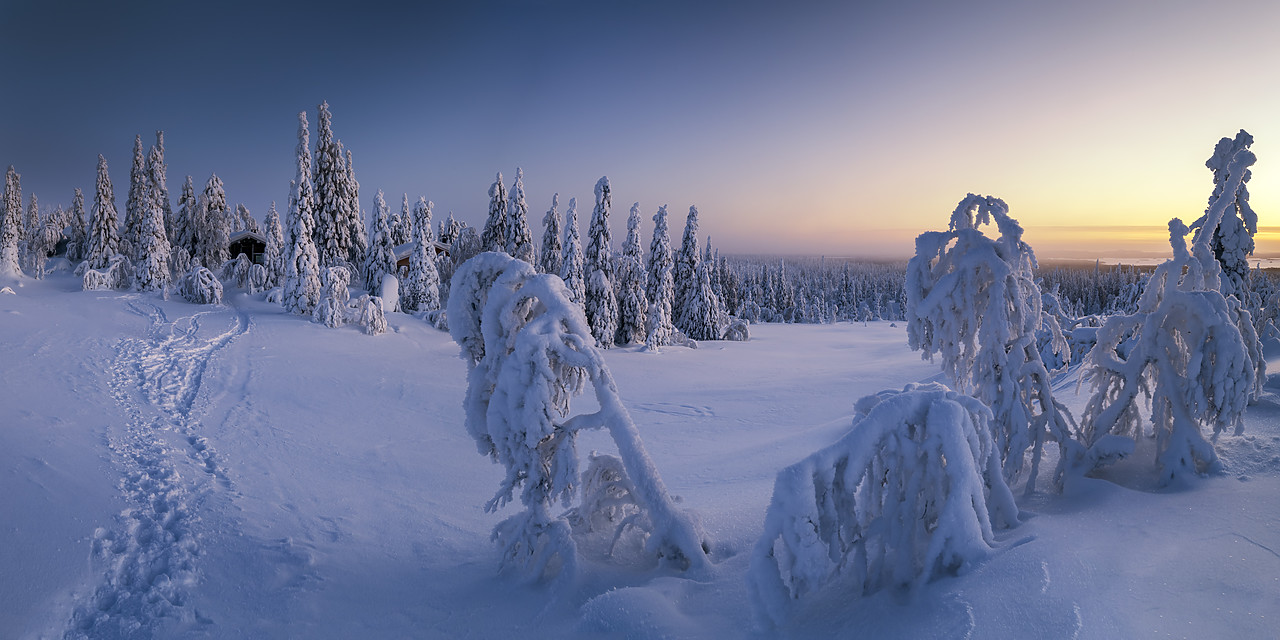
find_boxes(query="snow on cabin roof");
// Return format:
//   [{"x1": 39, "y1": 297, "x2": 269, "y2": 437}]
[
  {"x1": 228, "y1": 230, "x2": 268, "y2": 245},
  {"x1": 393, "y1": 240, "x2": 451, "y2": 260}
]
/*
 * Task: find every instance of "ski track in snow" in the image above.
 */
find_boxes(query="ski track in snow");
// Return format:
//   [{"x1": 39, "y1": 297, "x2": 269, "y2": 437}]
[{"x1": 62, "y1": 300, "x2": 248, "y2": 639}]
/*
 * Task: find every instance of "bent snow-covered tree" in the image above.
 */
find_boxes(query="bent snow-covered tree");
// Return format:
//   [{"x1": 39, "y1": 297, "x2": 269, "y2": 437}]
[
  {"x1": 906, "y1": 194, "x2": 1080, "y2": 494},
  {"x1": 1082, "y1": 146, "x2": 1258, "y2": 485},
  {"x1": 747, "y1": 383, "x2": 1019, "y2": 628},
  {"x1": 448, "y1": 252, "x2": 709, "y2": 582}
]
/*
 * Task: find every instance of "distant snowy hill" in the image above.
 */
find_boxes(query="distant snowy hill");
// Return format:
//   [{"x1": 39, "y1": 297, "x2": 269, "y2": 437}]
[{"x1": 2, "y1": 271, "x2": 1278, "y2": 638}]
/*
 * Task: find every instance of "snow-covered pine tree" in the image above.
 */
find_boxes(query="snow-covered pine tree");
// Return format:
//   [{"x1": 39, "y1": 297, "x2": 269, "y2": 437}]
[
  {"x1": 673, "y1": 206, "x2": 701, "y2": 333},
  {"x1": 614, "y1": 201, "x2": 648, "y2": 345},
  {"x1": 313, "y1": 266, "x2": 351, "y2": 328},
  {"x1": 645, "y1": 204, "x2": 676, "y2": 348},
  {"x1": 392, "y1": 193, "x2": 412, "y2": 246},
  {"x1": 448, "y1": 252, "x2": 709, "y2": 581},
  {"x1": 233, "y1": 204, "x2": 259, "y2": 234},
  {"x1": 66, "y1": 188, "x2": 87, "y2": 264},
  {"x1": 584, "y1": 177, "x2": 618, "y2": 347},
  {"x1": 680, "y1": 260, "x2": 722, "y2": 340},
  {"x1": 134, "y1": 169, "x2": 171, "y2": 292},
  {"x1": 311, "y1": 101, "x2": 352, "y2": 268},
  {"x1": 199, "y1": 174, "x2": 230, "y2": 270},
  {"x1": 21, "y1": 193, "x2": 39, "y2": 275},
  {"x1": 481, "y1": 172, "x2": 508, "y2": 254},
  {"x1": 29, "y1": 205, "x2": 65, "y2": 280},
  {"x1": 85, "y1": 155, "x2": 121, "y2": 271},
  {"x1": 263, "y1": 201, "x2": 284, "y2": 287},
  {"x1": 283, "y1": 112, "x2": 323, "y2": 316},
  {"x1": 122, "y1": 134, "x2": 149, "y2": 262},
  {"x1": 148, "y1": 131, "x2": 174, "y2": 246},
  {"x1": 415, "y1": 196, "x2": 434, "y2": 244},
  {"x1": 0, "y1": 166, "x2": 22, "y2": 277},
  {"x1": 907, "y1": 194, "x2": 1081, "y2": 494},
  {"x1": 401, "y1": 198, "x2": 441, "y2": 314},
  {"x1": 1192, "y1": 130, "x2": 1257, "y2": 300},
  {"x1": 505, "y1": 168, "x2": 536, "y2": 264},
  {"x1": 1082, "y1": 147, "x2": 1259, "y2": 485},
  {"x1": 538, "y1": 193, "x2": 562, "y2": 276},
  {"x1": 363, "y1": 190, "x2": 398, "y2": 297},
  {"x1": 560, "y1": 197, "x2": 586, "y2": 305},
  {"x1": 343, "y1": 148, "x2": 367, "y2": 270},
  {"x1": 438, "y1": 211, "x2": 463, "y2": 248},
  {"x1": 173, "y1": 175, "x2": 197, "y2": 261}
]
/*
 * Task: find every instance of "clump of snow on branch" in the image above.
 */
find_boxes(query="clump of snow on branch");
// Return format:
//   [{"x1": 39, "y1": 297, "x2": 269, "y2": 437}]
[
  {"x1": 1081, "y1": 142, "x2": 1259, "y2": 485},
  {"x1": 448, "y1": 252, "x2": 709, "y2": 582},
  {"x1": 747, "y1": 383, "x2": 1018, "y2": 628},
  {"x1": 906, "y1": 194, "x2": 1081, "y2": 493}
]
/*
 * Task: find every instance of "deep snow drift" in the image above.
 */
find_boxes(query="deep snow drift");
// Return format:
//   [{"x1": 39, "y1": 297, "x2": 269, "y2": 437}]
[{"x1": 2, "y1": 270, "x2": 1278, "y2": 638}]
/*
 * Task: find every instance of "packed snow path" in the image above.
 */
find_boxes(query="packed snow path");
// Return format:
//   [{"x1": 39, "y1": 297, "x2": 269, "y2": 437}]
[{"x1": 64, "y1": 301, "x2": 248, "y2": 638}]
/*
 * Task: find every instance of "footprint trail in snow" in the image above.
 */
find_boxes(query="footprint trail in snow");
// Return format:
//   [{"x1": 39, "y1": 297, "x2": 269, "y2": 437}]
[{"x1": 63, "y1": 301, "x2": 248, "y2": 639}]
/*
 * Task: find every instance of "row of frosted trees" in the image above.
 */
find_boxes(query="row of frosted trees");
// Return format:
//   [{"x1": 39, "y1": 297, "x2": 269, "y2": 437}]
[{"x1": 749, "y1": 130, "x2": 1270, "y2": 627}]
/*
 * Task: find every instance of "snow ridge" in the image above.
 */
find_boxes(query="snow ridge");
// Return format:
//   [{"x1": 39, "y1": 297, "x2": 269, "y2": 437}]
[{"x1": 64, "y1": 301, "x2": 248, "y2": 638}]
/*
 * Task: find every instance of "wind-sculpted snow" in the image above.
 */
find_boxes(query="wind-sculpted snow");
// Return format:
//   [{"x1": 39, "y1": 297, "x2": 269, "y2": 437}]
[{"x1": 64, "y1": 301, "x2": 248, "y2": 638}]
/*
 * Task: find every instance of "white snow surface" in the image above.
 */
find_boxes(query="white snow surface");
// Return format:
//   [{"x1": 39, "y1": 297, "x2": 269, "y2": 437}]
[{"x1": 2, "y1": 272, "x2": 1279, "y2": 638}]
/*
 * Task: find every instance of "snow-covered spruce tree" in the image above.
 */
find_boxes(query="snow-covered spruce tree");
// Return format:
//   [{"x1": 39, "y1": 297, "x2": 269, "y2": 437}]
[
  {"x1": 673, "y1": 205, "x2": 700, "y2": 333},
  {"x1": 122, "y1": 134, "x2": 149, "y2": 262},
  {"x1": 311, "y1": 102, "x2": 351, "y2": 268},
  {"x1": 747, "y1": 383, "x2": 1019, "y2": 628},
  {"x1": 263, "y1": 201, "x2": 285, "y2": 287},
  {"x1": 448, "y1": 252, "x2": 709, "y2": 581},
  {"x1": 400, "y1": 199, "x2": 441, "y2": 314},
  {"x1": 614, "y1": 202, "x2": 648, "y2": 345},
  {"x1": 505, "y1": 168, "x2": 536, "y2": 264},
  {"x1": 1192, "y1": 130, "x2": 1256, "y2": 301},
  {"x1": 172, "y1": 175, "x2": 197, "y2": 262},
  {"x1": 67, "y1": 188, "x2": 87, "y2": 264},
  {"x1": 313, "y1": 266, "x2": 351, "y2": 328},
  {"x1": 363, "y1": 190, "x2": 398, "y2": 297},
  {"x1": 559, "y1": 197, "x2": 586, "y2": 305},
  {"x1": 343, "y1": 148, "x2": 367, "y2": 270},
  {"x1": 680, "y1": 260, "x2": 722, "y2": 340},
  {"x1": 200, "y1": 174, "x2": 230, "y2": 270},
  {"x1": 134, "y1": 171, "x2": 171, "y2": 292},
  {"x1": 906, "y1": 194, "x2": 1080, "y2": 494},
  {"x1": 392, "y1": 193, "x2": 412, "y2": 246},
  {"x1": 439, "y1": 211, "x2": 463, "y2": 248},
  {"x1": 148, "y1": 131, "x2": 174, "y2": 246},
  {"x1": 538, "y1": 193, "x2": 562, "y2": 276},
  {"x1": 21, "y1": 193, "x2": 40, "y2": 275},
  {"x1": 233, "y1": 204, "x2": 259, "y2": 234},
  {"x1": 1081, "y1": 148, "x2": 1258, "y2": 486},
  {"x1": 585, "y1": 177, "x2": 618, "y2": 348},
  {"x1": 481, "y1": 172, "x2": 509, "y2": 254},
  {"x1": 645, "y1": 204, "x2": 676, "y2": 348},
  {"x1": 283, "y1": 112, "x2": 323, "y2": 316},
  {"x1": 1, "y1": 166, "x2": 23, "y2": 277},
  {"x1": 85, "y1": 155, "x2": 122, "y2": 271},
  {"x1": 415, "y1": 196, "x2": 434, "y2": 244}
]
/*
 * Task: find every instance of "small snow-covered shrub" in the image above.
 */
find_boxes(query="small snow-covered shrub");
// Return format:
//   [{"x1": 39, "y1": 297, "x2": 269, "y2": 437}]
[
  {"x1": 449, "y1": 252, "x2": 709, "y2": 582},
  {"x1": 723, "y1": 318, "x2": 750, "y2": 342},
  {"x1": 178, "y1": 266, "x2": 222, "y2": 304},
  {"x1": 354, "y1": 294, "x2": 386, "y2": 335},
  {"x1": 747, "y1": 383, "x2": 1018, "y2": 628},
  {"x1": 379, "y1": 273, "x2": 400, "y2": 312},
  {"x1": 247, "y1": 263, "x2": 268, "y2": 294},
  {"x1": 313, "y1": 266, "x2": 350, "y2": 328},
  {"x1": 81, "y1": 255, "x2": 133, "y2": 291}
]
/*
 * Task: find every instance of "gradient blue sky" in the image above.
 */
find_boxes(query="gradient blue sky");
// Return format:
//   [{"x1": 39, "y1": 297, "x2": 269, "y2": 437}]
[{"x1": 3, "y1": 0, "x2": 1278, "y2": 258}]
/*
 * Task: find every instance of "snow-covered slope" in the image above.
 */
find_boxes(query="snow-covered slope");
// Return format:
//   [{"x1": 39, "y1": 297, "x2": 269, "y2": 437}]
[{"x1": 2, "y1": 272, "x2": 1278, "y2": 638}]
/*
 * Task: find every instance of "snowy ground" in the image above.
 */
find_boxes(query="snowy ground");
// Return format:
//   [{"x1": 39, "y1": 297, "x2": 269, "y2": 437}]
[{"x1": 2, "y1": 269, "x2": 1279, "y2": 639}]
